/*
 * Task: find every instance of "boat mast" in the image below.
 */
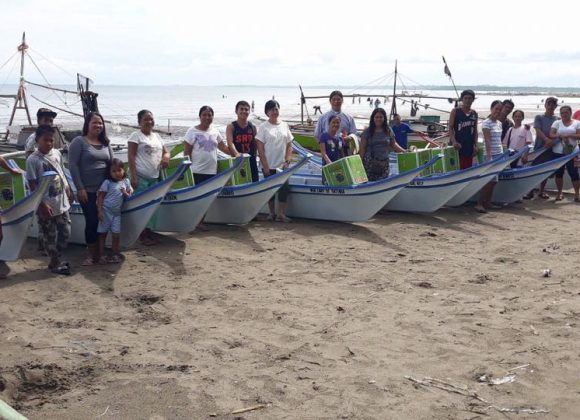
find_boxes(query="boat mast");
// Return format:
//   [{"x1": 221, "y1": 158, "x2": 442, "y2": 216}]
[
  {"x1": 6, "y1": 33, "x2": 32, "y2": 138},
  {"x1": 389, "y1": 60, "x2": 397, "y2": 121}
]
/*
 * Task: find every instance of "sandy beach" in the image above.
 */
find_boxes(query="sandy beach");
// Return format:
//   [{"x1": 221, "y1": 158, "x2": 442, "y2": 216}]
[{"x1": 1, "y1": 197, "x2": 579, "y2": 419}]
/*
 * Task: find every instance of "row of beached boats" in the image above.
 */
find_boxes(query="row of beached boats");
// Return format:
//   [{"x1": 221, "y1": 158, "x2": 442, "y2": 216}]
[{"x1": 0, "y1": 143, "x2": 578, "y2": 262}]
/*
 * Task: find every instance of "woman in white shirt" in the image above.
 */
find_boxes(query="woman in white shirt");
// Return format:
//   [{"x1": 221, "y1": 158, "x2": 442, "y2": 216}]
[
  {"x1": 475, "y1": 100, "x2": 504, "y2": 213},
  {"x1": 184, "y1": 106, "x2": 232, "y2": 184},
  {"x1": 127, "y1": 109, "x2": 170, "y2": 245},
  {"x1": 549, "y1": 105, "x2": 580, "y2": 201},
  {"x1": 503, "y1": 109, "x2": 532, "y2": 168},
  {"x1": 256, "y1": 100, "x2": 294, "y2": 222}
]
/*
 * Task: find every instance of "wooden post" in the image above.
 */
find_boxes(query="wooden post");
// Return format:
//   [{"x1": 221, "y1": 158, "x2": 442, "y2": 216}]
[{"x1": 6, "y1": 33, "x2": 32, "y2": 140}]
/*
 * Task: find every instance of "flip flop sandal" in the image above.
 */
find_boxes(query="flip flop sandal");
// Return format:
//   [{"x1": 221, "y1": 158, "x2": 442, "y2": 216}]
[
  {"x1": 539, "y1": 192, "x2": 550, "y2": 199},
  {"x1": 276, "y1": 215, "x2": 293, "y2": 223},
  {"x1": 81, "y1": 256, "x2": 96, "y2": 266},
  {"x1": 107, "y1": 254, "x2": 123, "y2": 264},
  {"x1": 555, "y1": 194, "x2": 564, "y2": 201},
  {"x1": 50, "y1": 263, "x2": 71, "y2": 276}
]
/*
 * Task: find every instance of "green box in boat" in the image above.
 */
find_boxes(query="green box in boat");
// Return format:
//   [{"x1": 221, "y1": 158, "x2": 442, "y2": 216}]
[
  {"x1": 429, "y1": 146, "x2": 459, "y2": 173},
  {"x1": 217, "y1": 157, "x2": 252, "y2": 186},
  {"x1": 0, "y1": 167, "x2": 26, "y2": 210},
  {"x1": 396, "y1": 149, "x2": 433, "y2": 176},
  {"x1": 322, "y1": 155, "x2": 368, "y2": 186},
  {"x1": 161, "y1": 157, "x2": 194, "y2": 190}
]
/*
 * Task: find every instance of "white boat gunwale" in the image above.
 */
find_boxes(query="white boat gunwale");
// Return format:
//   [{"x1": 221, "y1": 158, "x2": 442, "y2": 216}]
[
  {"x1": 289, "y1": 155, "x2": 441, "y2": 195},
  {"x1": 159, "y1": 156, "x2": 244, "y2": 205},
  {"x1": 498, "y1": 150, "x2": 580, "y2": 179},
  {"x1": 216, "y1": 156, "x2": 311, "y2": 198}
]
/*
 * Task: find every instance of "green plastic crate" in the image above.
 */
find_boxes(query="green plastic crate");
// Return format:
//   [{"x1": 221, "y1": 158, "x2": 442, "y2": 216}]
[
  {"x1": 396, "y1": 149, "x2": 433, "y2": 176},
  {"x1": 0, "y1": 167, "x2": 26, "y2": 210},
  {"x1": 162, "y1": 157, "x2": 194, "y2": 190},
  {"x1": 322, "y1": 155, "x2": 368, "y2": 186},
  {"x1": 430, "y1": 147, "x2": 459, "y2": 173},
  {"x1": 217, "y1": 157, "x2": 252, "y2": 186},
  {"x1": 477, "y1": 142, "x2": 485, "y2": 164}
]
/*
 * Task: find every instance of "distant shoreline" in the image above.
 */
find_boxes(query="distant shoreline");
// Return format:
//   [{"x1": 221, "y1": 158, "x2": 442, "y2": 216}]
[{"x1": 2, "y1": 84, "x2": 580, "y2": 94}]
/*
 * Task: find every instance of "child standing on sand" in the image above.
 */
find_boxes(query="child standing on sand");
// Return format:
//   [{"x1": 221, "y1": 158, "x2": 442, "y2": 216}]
[
  {"x1": 25, "y1": 125, "x2": 73, "y2": 275},
  {"x1": 97, "y1": 158, "x2": 133, "y2": 263}
]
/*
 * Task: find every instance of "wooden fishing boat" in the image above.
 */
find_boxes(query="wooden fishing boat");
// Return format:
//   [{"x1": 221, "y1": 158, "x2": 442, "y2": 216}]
[
  {"x1": 0, "y1": 163, "x2": 55, "y2": 261},
  {"x1": 204, "y1": 156, "x2": 310, "y2": 224}
]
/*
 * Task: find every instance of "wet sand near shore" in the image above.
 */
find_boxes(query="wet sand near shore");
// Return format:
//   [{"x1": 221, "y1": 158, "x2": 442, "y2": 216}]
[{"x1": 1, "y1": 197, "x2": 579, "y2": 419}]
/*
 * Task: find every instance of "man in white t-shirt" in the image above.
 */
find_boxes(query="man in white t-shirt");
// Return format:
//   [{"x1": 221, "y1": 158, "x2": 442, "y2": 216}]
[{"x1": 25, "y1": 108, "x2": 57, "y2": 156}]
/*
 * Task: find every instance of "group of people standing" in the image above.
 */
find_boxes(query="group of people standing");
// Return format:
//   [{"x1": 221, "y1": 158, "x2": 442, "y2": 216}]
[
  {"x1": 2, "y1": 89, "x2": 578, "y2": 278},
  {"x1": 449, "y1": 90, "x2": 580, "y2": 211},
  {"x1": 314, "y1": 90, "x2": 426, "y2": 181}
]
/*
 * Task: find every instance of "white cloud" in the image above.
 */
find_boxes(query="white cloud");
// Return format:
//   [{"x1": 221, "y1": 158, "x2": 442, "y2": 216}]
[{"x1": 2, "y1": 0, "x2": 580, "y2": 86}]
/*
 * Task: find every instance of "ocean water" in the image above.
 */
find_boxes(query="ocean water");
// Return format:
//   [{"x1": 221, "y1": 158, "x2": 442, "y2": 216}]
[{"x1": 3, "y1": 84, "x2": 580, "y2": 141}]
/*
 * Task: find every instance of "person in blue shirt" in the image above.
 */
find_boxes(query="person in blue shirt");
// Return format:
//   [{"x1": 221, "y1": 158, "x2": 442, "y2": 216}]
[{"x1": 390, "y1": 114, "x2": 428, "y2": 150}]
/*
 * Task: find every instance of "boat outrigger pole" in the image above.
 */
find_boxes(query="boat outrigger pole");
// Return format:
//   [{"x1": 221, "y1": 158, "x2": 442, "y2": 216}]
[
  {"x1": 389, "y1": 60, "x2": 397, "y2": 120},
  {"x1": 442, "y1": 56, "x2": 460, "y2": 99},
  {"x1": 5, "y1": 33, "x2": 32, "y2": 139}
]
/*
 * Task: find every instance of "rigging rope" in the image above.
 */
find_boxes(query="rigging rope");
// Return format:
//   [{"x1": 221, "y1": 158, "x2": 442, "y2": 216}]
[
  {"x1": 25, "y1": 51, "x2": 78, "y2": 114},
  {"x1": 0, "y1": 51, "x2": 19, "y2": 73},
  {"x1": 29, "y1": 47, "x2": 75, "y2": 78},
  {"x1": 0, "y1": 55, "x2": 19, "y2": 93}
]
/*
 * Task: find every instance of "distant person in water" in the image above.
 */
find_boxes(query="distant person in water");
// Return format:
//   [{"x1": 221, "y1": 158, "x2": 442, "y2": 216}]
[
  {"x1": 251, "y1": 100, "x2": 255, "y2": 112},
  {"x1": 449, "y1": 89, "x2": 479, "y2": 169},
  {"x1": 314, "y1": 90, "x2": 357, "y2": 142},
  {"x1": 374, "y1": 98, "x2": 381, "y2": 109},
  {"x1": 226, "y1": 100, "x2": 259, "y2": 182},
  {"x1": 313, "y1": 105, "x2": 322, "y2": 115}
]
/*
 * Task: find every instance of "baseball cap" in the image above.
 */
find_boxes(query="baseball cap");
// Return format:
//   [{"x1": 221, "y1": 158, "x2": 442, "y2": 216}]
[{"x1": 36, "y1": 108, "x2": 57, "y2": 119}]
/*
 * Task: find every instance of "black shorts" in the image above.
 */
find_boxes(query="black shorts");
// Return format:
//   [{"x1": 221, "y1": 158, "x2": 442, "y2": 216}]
[
  {"x1": 532, "y1": 149, "x2": 555, "y2": 165},
  {"x1": 193, "y1": 173, "x2": 215, "y2": 184}
]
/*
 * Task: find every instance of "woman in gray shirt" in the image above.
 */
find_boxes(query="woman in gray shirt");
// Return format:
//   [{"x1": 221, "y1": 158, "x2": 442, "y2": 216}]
[
  {"x1": 359, "y1": 108, "x2": 406, "y2": 181},
  {"x1": 68, "y1": 112, "x2": 113, "y2": 265}
]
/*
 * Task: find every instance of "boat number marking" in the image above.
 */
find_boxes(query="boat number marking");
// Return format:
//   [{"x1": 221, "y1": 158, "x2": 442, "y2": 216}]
[
  {"x1": 164, "y1": 194, "x2": 177, "y2": 201},
  {"x1": 309, "y1": 188, "x2": 345, "y2": 194},
  {"x1": 410, "y1": 181, "x2": 424, "y2": 186},
  {"x1": 219, "y1": 190, "x2": 235, "y2": 197}
]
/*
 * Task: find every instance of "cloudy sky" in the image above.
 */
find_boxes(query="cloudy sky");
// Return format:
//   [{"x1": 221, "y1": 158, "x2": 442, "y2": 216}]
[{"x1": 2, "y1": 0, "x2": 580, "y2": 87}]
